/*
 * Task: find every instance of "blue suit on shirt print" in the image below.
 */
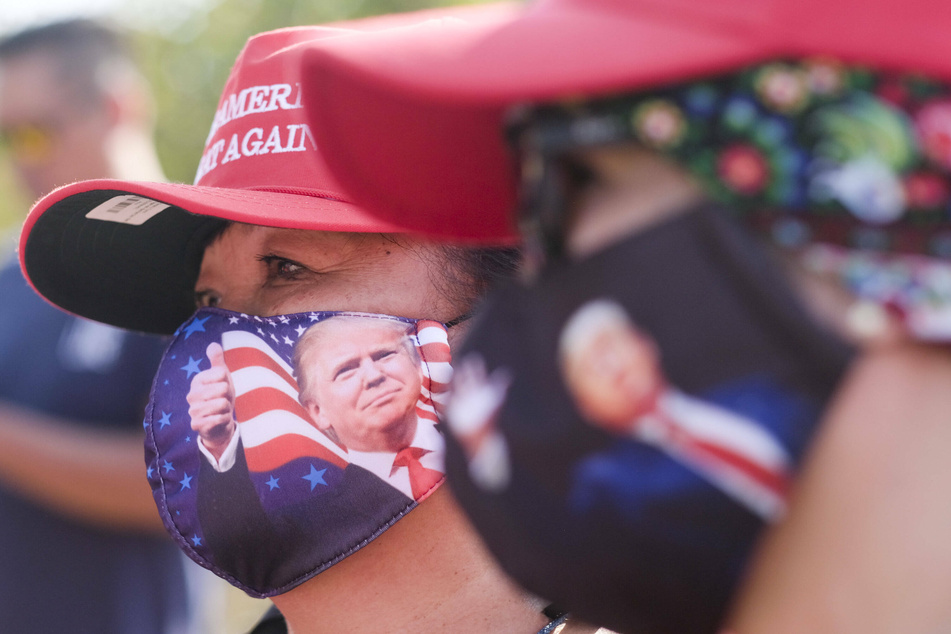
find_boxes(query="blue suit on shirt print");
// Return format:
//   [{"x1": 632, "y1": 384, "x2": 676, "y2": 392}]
[{"x1": 569, "y1": 374, "x2": 816, "y2": 584}]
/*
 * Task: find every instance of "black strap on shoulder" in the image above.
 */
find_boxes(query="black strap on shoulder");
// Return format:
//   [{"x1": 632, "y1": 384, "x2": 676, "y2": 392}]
[
  {"x1": 538, "y1": 605, "x2": 570, "y2": 634},
  {"x1": 245, "y1": 604, "x2": 287, "y2": 634}
]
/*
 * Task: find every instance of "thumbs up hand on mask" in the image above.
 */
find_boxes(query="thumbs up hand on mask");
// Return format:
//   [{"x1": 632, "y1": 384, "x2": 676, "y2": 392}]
[{"x1": 187, "y1": 342, "x2": 237, "y2": 461}]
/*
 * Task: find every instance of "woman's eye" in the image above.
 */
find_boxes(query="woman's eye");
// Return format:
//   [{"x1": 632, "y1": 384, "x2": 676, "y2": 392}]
[
  {"x1": 276, "y1": 259, "x2": 303, "y2": 277},
  {"x1": 258, "y1": 255, "x2": 306, "y2": 280}
]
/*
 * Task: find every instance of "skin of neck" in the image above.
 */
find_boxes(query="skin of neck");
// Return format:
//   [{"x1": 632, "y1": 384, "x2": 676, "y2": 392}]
[
  {"x1": 271, "y1": 486, "x2": 548, "y2": 634},
  {"x1": 565, "y1": 145, "x2": 704, "y2": 259}
]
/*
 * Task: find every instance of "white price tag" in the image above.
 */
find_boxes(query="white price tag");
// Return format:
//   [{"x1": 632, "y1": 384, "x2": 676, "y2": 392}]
[{"x1": 85, "y1": 195, "x2": 169, "y2": 225}]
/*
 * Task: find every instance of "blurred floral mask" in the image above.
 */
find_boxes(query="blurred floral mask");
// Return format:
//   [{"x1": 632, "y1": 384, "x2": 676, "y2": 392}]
[{"x1": 512, "y1": 59, "x2": 951, "y2": 340}]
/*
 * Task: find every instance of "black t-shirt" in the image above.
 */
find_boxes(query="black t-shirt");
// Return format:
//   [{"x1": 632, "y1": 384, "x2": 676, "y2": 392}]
[{"x1": 0, "y1": 258, "x2": 188, "y2": 634}]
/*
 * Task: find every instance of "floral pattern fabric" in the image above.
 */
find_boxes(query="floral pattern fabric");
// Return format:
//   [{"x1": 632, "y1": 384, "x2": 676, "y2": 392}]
[{"x1": 529, "y1": 60, "x2": 951, "y2": 339}]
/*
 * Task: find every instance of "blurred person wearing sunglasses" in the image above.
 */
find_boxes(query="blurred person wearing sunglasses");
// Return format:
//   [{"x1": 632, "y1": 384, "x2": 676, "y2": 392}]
[{"x1": 0, "y1": 19, "x2": 192, "y2": 634}]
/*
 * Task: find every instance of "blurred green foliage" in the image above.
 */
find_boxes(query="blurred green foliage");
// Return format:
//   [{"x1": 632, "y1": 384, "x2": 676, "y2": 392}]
[
  {"x1": 0, "y1": 0, "x2": 490, "y2": 230},
  {"x1": 138, "y1": 0, "x2": 489, "y2": 185},
  {"x1": 0, "y1": 153, "x2": 31, "y2": 236}
]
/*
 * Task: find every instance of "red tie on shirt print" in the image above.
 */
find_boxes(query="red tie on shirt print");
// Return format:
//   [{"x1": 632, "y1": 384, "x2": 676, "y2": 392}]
[
  {"x1": 634, "y1": 400, "x2": 791, "y2": 521},
  {"x1": 391, "y1": 446, "x2": 444, "y2": 499}
]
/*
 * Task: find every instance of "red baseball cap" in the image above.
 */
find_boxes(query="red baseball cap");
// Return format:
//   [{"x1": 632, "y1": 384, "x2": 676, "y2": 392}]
[
  {"x1": 18, "y1": 5, "x2": 515, "y2": 335},
  {"x1": 300, "y1": 0, "x2": 951, "y2": 243}
]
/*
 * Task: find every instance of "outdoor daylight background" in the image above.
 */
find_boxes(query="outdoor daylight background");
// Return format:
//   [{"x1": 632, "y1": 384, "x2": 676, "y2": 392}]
[
  {"x1": 0, "y1": 0, "x2": 488, "y2": 631},
  {"x1": 0, "y1": 0, "x2": 489, "y2": 230}
]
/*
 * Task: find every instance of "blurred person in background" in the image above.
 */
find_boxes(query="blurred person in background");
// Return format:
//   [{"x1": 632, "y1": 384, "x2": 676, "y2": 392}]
[{"x1": 0, "y1": 19, "x2": 192, "y2": 634}]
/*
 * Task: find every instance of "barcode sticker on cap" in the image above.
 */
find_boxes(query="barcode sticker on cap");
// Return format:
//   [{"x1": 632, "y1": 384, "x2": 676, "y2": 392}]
[{"x1": 85, "y1": 195, "x2": 169, "y2": 225}]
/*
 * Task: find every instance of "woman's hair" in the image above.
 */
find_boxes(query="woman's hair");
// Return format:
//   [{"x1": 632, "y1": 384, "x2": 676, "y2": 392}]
[
  {"x1": 383, "y1": 234, "x2": 521, "y2": 313},
  {"x1": 439, "y1": 244, "x2": 522, "y2": 307},
  {"x1": 0, "y1": 18, "x2": 137, "y2": 108},
  {"x1": 432, "y1": 245, "x2": 521, "y2": 312}
]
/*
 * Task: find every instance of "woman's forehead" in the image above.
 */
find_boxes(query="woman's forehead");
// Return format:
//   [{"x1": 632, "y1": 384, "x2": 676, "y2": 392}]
[
  {"x1": 198, "y1": 225, "x2": 398, "y2": 279},
  {"x1": 209, "y1": 223, "x2": 373, "y2": 252}
]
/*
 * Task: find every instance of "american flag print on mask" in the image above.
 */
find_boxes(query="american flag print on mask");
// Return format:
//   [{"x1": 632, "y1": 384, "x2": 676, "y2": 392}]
[
  {"x1": 414, "y1": 320, "x2": 454, "y2": 424},
  {"x1": 226, "y1": 317, "x2": 452, "y2": 482},
  {"x1": 223, "y1": 329, "x2": 349, "y2": 472},
  {"x1": 143, "y1": 308, "x2": 452, "y2": 592}
]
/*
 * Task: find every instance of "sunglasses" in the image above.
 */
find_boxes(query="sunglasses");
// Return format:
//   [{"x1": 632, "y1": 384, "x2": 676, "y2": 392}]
[{"x1": 0, "y1": 122, "x2": 59, "y2": 164}]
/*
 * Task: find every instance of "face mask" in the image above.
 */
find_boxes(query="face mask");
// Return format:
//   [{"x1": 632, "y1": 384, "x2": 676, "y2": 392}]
[
  {"x1": 443, "y1": 203, "x2": 854, "y2": 634},
  {"x1": 143, "y1": 308, "x2": 452, "y2": 597},
  {"x1": 510, "y1": 60, "x2": 951, "y2": 341}
]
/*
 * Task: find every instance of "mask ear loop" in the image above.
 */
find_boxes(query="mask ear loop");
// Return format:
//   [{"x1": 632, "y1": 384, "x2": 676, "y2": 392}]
[
  {"x1": 444, "y1": 312, "x2": 473, "y2": 329},
  {"x1": 507, "y1": 109, "x2": 572, "y2": 281},
  {"x1": 507, "y1": 100, "x2": 632, "y2": 280}
]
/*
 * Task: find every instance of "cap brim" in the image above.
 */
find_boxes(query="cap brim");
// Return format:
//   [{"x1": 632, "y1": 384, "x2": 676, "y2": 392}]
[
  {"x1": 20, "y1": 180, "x2": 404, "y2": 334},
  {"x1": 303, "y1": 0, "x2": 951, "y2": 242},
  {"x1": 302, "y1": 3, "x2": 766, "y2": 242}
]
